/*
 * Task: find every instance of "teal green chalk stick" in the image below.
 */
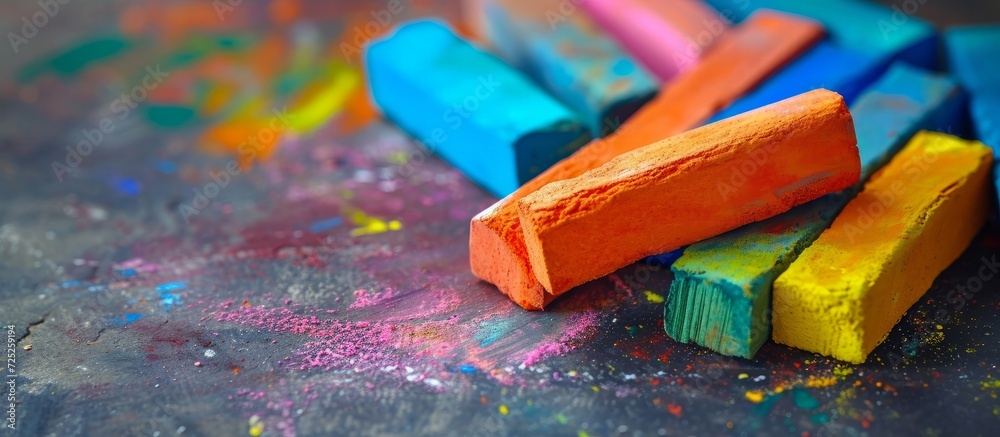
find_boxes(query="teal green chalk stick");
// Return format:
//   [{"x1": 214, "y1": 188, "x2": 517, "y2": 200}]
[{"x1": 664, "y1": 63, "x2": 964, "y2": 358}]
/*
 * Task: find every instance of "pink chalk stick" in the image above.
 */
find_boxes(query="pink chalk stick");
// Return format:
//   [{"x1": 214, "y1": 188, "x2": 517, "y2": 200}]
[{"x1": 582, "y1": 0, "x2": 728, "y2": 81}]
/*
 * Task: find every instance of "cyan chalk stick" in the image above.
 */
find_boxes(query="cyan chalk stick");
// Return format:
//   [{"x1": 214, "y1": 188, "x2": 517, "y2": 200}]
[
  {"x1": 366, "y1": 20, "x2": 591, "y2": 197},
  {"x1": 665, "y1": 63, "x2": 964, "y2": 358},
  {"x1": 476, "y1": 0, "x2": 658, "y2": 136},
  {"x1": 702, "y1": 0, "x2": 937, "y2": 68}
]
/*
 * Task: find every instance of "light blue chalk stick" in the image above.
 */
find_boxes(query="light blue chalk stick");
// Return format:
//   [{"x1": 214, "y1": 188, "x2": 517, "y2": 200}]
[
  {"x1": 702, "y1": 0, "x2": 937, "y2": 68},
  {"x1": 665, "y1": 63, "x2": 964, "y2": 358},
  {"x1": 366, "y1": 20, "x2": 592, "y2": 197},
  {"x1": 480, "y1": 0, "x2": 658, "y2": 137}
]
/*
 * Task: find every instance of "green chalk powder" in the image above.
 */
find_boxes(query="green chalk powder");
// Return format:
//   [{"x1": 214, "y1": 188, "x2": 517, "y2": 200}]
[
  {"x1": 19, "y1": 36, "x2": 133, "y2": 82},
  {"x1": 162, "y1": 34, "x2": 252, "y2": 70},
  {"x1": 792, "y1": 388, "x2": 820, "y2": 410},
  {"x1": 146, "y1": 105, "x2": 197, "y2": 128}
]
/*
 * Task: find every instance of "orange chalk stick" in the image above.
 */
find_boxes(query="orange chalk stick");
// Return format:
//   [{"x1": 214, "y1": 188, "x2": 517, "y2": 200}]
[
  {"x1": 517, "y1": 89, "x2": 861, "y2": 295},
  {"x1": 470, "y1": 11, "x2": 824, "y2": 310}
]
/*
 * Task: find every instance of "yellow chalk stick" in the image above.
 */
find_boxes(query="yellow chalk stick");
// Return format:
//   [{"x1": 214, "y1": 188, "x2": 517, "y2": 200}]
[{"x1": 772, "y1": 131, "x2": 993, "y2": 363}]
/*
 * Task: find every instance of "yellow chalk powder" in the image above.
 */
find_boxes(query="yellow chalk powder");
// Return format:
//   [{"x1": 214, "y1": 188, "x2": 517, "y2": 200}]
[
  {"x1": 286, "y1": 63, "x2": 359, "y2": 134},
  {"x1": 772, "y1": 131, "x2": 993, "y2": 363},
  {"x1": 745, "y1": 390, "x2": 765, "y2": 403},
  {"x1": 248, "y1": 415, "x2": 264, "y2": 437},
  {"x1": 644, "y1": 291, "x2": 664, "y2": 304}
]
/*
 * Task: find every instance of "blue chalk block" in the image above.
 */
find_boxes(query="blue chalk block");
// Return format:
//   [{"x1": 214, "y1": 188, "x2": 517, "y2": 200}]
[
  {"x1": 702, "y1": 0, "x2": 937, "y2": 68},
  {"x1": 946, "y1": 26, "x2": 1000, "y2": 213},
  {"x1": 968, "y1": 95, "x2": 999, "y2": 215},
  {"x1": 701, "y1": 0, "x2": 939, "y2": 121},
  {"x1": 946, "y1": 26, "x2": 1000, "y2": 150},
  {"x1": 707, "y1": 41, "x2": 883, "y2": 122},
  {"x1": 945, "y1": 26, "x2": 1000, "y2": 95},
  {"x1": 851, "y1": 64, "x2": 967, "y2": 176},
  {"x1": 480, "y1": 0, "x2": 658, "y2": 137},
  {"x1": 366, "y1": 20, "x2": 592, "y2": 197},
  {"x1": 971, "y1": 95, "x2": 1000, "y2": 152}
]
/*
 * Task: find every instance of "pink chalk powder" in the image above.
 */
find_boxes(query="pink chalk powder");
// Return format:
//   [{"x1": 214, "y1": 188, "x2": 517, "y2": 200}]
[{"x1": 522, "y1": 310, "x2": 600, "y2": 367}]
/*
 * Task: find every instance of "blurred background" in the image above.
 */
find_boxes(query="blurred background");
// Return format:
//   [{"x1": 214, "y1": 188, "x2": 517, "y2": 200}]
[{"x1": 1, "y1": 0, "x2": 998, "y2": 161}]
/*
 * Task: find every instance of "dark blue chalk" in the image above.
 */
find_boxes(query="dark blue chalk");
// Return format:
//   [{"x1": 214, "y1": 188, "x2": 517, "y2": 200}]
[
  {"x1": 701, "y1": 0, "x2": 938, "y2": 123},
  {"x1": 706, "y1": 41, "x2": 882, "y2": 122},
  {"x1": 702, "y1": 0, "x2": 937, "y2": 68}
]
